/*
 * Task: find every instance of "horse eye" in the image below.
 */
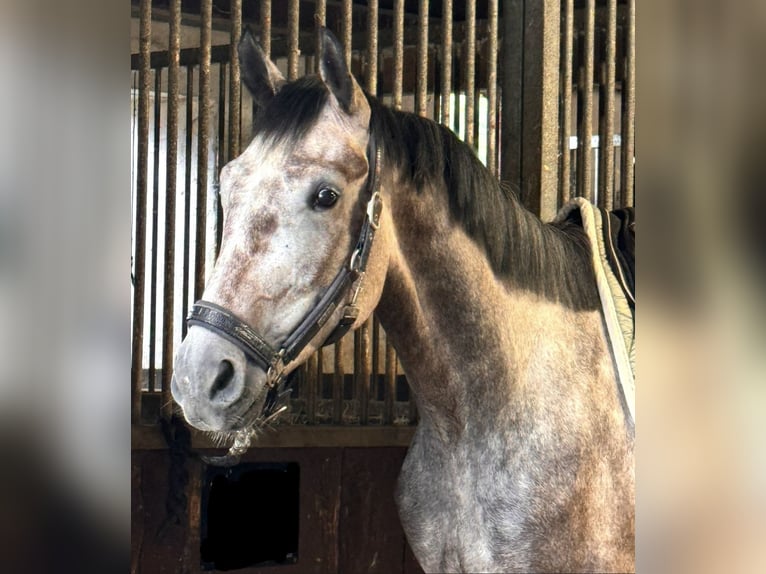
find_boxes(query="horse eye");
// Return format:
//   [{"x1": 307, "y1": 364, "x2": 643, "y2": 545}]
[{"x1": 313, "y1": 186, "x2": 340, "y2": 210}]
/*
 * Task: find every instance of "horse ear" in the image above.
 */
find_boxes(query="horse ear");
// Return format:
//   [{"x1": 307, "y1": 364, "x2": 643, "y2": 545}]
[
  {"x1": 318, "y1": 27, "x2": 364, "y2": 115},
  {"x1": 238, "y1": 26, "x2": 286, "y2": 108}
]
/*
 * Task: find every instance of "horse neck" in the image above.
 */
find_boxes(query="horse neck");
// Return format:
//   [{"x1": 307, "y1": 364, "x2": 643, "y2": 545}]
[{"x1": 375, "y1": 170, "x2": 611, "y2": 439}]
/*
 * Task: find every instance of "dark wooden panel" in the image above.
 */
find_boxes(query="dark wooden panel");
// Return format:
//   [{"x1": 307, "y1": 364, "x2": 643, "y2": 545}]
[
  {"x1": 133, "y1": 451, "x2": 189, "y2": 574},
  {"x1": 339, "y1": 448, "x2": 409, "y2": 573}
]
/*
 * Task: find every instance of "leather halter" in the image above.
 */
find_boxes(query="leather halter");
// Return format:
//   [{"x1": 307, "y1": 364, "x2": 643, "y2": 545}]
[{"x1": 187, "y1": 136, "x2": 382, "y2": 419}]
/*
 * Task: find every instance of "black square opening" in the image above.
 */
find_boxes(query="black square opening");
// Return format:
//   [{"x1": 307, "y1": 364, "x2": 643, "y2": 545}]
[{"x1": 201, "y1": 462, "x2": 300, "y2": 571}]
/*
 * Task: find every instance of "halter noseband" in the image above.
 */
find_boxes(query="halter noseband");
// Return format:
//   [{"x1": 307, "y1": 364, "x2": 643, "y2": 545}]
[{"x1": 187, "y1": 135, "x2": 383, "y2": 419}]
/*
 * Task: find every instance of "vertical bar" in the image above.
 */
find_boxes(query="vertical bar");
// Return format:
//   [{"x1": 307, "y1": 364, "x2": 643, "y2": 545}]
[
  {"x1": 149, "y1": 69, "x2": 162, "y2": 393},
  {"x1": 182, "y1": 66, "x2": 193, "y2": 338},
  {"x1": 501, "y1": 0, "x2": 523, "y2": 191},
  {"x1": 598, "y1": 0, "x2": 617, "y2": 211},
  {"x1": 342, "y1": 0, "x2": 353, "y2": 66},
  {"x1": 333, "y1": 339, "x2": 344, "y2": 424},
  {"x1": 486, "y1": 0, "x2": 499, "y2": 175},
  {"x1": 371, "y1": 317, "x2": 380, "y2": 401},
  {"x1": 162, "y1": 0, "x2": 181, "y2": 419},
  {"x1": 314, "y1": 0, "x2": 327, "y2": 73},
  {"x1": 132, "y1": 0, "x2": 151, "y2": 424},
  {"x1": 366, "y1": 0, "x2": 378, "y2": 94},
  {"x1": 229, "y1": 0, "x2": 242, "y2": 160},
  {"x1": 216, "y1": 64, "x2": 227, "y2": 257},
  {"x1": 465, "y1": 0, "x2": 476, "y2": 147},
  {"x1": 577, "y1": 0, "x2": 595, "y2": 202},
  {"x1": 306, "y1": 353, "x2": 318, "y2": 424},
  {"x1": 620, "y1": 0, "x2": 635, "y2": 207},
  {"x1": 393, "y1": 0, "x2": 404, "y2": 111},
  {"x1": 333, "y1": 0, "x2": 353, "y2": 425},
  {"x1": 195, "y1": 0, "x2": 213, "y2": 300},
  {"x1": 560, "y1": 0, "x2": 574, "y2": 205},
  {"x1": 383, "y1": 336, "x2": 397, "y2": 425},
  {"x1": 416, "y1": 0, "x2": 429, "y2": 117},
  {"x1": 358, "y1": 320, "x2": 371, "y2": 424},
  {"x1": 440, "y1": 0, "x2": 452, "y2": 126},
  {"x1": 261, "y1": 0, "x2": 272, "y2": 57},
  {"x1": 288, "y1": 0, "x2": 300, "y2": 80}
]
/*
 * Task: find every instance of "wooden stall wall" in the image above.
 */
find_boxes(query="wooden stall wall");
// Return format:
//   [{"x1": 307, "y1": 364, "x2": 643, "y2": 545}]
[{"x1": 132, "y1": 447, "x2": 423, "y2": 573}]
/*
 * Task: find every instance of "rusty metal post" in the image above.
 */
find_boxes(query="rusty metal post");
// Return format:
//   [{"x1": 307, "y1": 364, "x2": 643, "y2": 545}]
[
  {"x1": 288, "y1": 0, "x2": 300, "y2": 80},
  {"x1": 560, "y1": 0, "x2": 574, "y2": 205},
  {"x1": 440, "y1": 0, "x2": 452, "y2": 126},
  {"x1": 620, "y1": 0, "x2": 635, "y2": 207},
  {"x1": 149, "y1": 68, "x2": 162, "y2": 393},
  {"x1": 465, "y1": 0, "x2": 476, "y2": 147},
  {"x1": 501, "y1": 0, "x2": 523, "y2": 192},
  {"x1": 342, "y1": 0, "x2": 353, "y2": 66},
  {"x1": 229, "y1": 0, "x2": 242, "y2": 160},
  {"x1": 314, "y1": 0, "x2": 327, "y2": 73},
  {"x1": 194, "y1": 0, "x2": 213, "y2": 299},
  {"x1": 132, "y1": 0, "x2": 152, "y2": 424},
  {"x1": 161, "y1": 0, "x2": 181, "y2": 419},
  {"x1": 487, "y1": 0, "x2": 499, "y2": 175},
  {"x1": 261, "y1": 0, "x2": 272, "y2": 57},
  {"x1": 598, "y1": 0, "x2": 617, "y2": 211},
  {"x1": 366, "y1": 0, "x2": 378, "y2": 94},
  {"x1": 577, "y1": 0, "x2": 595, "y2": 202},
  {"x1": 384, "y1": 336, "x2": 397, "y2": 425},
  {"x1": 182, "y1": 66, "x2": 193, "y2": 338},
  {"x1": 393, "y1": 0, "x2": 404, "y2": 111},
  {"x1": 416, "y1": 0, "x2": 429, "y2": 117}
]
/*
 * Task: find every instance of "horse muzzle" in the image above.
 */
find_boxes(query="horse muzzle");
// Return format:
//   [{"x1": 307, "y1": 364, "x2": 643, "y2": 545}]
[{"x1": 171, "y1": 327, "x2": 266, "y2": 432}]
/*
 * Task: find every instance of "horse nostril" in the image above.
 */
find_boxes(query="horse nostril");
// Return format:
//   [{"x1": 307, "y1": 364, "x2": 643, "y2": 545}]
[{"x1": 209, "y1": 359, "x2": 235, "y2": 400}]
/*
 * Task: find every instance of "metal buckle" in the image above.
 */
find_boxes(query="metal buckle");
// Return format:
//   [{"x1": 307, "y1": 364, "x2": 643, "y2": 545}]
[
  {"x1": 367, "y1": 191, "x2": 382, "y2": 230},
  {"x1": 265, "y1": 349, "x2": 286, "y2": 389}
]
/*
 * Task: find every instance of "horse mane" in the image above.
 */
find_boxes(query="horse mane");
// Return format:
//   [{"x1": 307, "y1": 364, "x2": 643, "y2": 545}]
[{"x1": 252, "y1": 75, "x2": 599, "y2": 311}]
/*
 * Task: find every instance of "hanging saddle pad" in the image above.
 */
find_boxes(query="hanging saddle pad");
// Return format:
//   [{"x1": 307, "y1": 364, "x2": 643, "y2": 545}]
[{"x1": 554, "y1": 198, "x2": 635, "y2": 425}]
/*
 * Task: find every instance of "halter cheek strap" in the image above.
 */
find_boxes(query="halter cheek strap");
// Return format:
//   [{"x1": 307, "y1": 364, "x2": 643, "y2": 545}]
[{"x1": 186, "y1": 139, "x2": 382, "y2": 419}]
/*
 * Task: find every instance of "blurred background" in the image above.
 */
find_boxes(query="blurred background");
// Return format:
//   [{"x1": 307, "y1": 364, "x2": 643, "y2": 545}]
[{"x1": 0, "y1": 0, "x2": 764, "y2": 572}]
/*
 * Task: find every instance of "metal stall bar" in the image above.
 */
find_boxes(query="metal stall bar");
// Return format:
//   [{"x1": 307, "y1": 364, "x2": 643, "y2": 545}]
[
  {"x1": 314, "y1": 0, "x2": 327, "y2": 73},
  {"x1": 333, "y1": 0, "x2": 355, "y2": 424},
  {"x1": 393, "y1": 0, "x2": 404, "y2": 111},
  {"x1": 216, "y1": 63, "x2": 226, "y2": 257},
  {"x1": 261, "y1": 0, "x2": 272, "y2": 57},
  {"x1": 342, "y1": 0, "x2": 353, "y2": 66},
  {"x1": 357, "y1": 0, "x2": 379, "y2": 425},
  {"x1": 598, "y1": 0, "x2": 617, "y2": 211},
  {"x1": 384, "y1": 0, "x2": 405, "y2": 426},
  {"x1": 194, "y1": 0, "x2": 213, "y2": 300},
  {"x1": 440, "y1": 0, "x2": 452, "y2": 127},
  {"x1": 306, "y1": 0, "x2": 328, "y2": 426},
  {"x1": 501, "y1": 0, "x2": 523, "y2": 193},
  {"x1": 288, "y1": 0, "x2": 300, "y2": 80},
  {"x1": 577, "y1": 0, "x2": 595, "y2": 202},
  {"x1": 487, "y1": 0, "x2": 499, "y2": 175},
  {"x1": 182, "y1": 65, "x2": 194, "y2": 338},
  {"x1": 229, "y1": 0, "x2": 242, "y2": 160},
  {"x1": 132, "y1": 0, "x2": 152, "y2": 424},
  {"x1": 465, "y1": 0, "x2": 476, "y2": 147},
  {"x1": 416, "y1": 0, "x2": 429, "y2": 117},
  {"x1": 161, "y1": 0, "x2": 181, "y2": 419},
  {"x1": 560, "y1": 0, "x2": 574, "y2": 205},
  {"x1": 620, "y1": 0, "x2": 635, "y2": 208},
  {"x1": 149, "y1": 68, "x2": 162, "y2": 393}
]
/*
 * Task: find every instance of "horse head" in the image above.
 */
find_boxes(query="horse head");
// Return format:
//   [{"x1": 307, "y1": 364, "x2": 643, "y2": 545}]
[{"x1": 171, "y1": 28, "x2": 390, "y2": 434}]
